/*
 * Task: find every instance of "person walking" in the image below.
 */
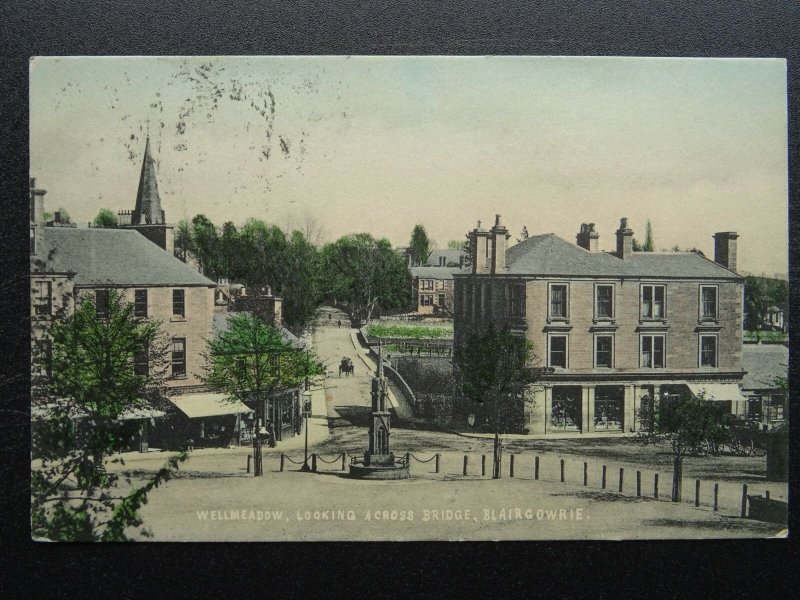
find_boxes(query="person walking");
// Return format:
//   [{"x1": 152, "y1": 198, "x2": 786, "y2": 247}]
[
  {"x1": 266, "y1": 420, "x2": 276, "y2": 448},
  {"x1": 337, "y1": 319, "x2": 342, "y2": 329}
]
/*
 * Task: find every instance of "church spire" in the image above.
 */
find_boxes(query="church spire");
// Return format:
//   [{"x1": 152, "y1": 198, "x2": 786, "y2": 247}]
[{"x1": 132, "y1": 137, "x2": 165, "y2": 225}]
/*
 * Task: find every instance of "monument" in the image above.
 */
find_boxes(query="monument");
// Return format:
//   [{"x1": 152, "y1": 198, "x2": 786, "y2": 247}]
[{"x1": 349, "y1": 343, "x2": 410, "y2": 479}]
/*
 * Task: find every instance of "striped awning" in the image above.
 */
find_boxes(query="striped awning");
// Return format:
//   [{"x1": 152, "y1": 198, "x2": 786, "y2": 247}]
[{"x1": 169, "y1": 393, "x2": 253, "y2": 419}]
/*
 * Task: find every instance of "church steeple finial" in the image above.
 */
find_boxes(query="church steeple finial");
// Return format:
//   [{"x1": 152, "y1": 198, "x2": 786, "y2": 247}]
[{"x1": 132, "y1": 137, "x2": 164, "y2": 225}]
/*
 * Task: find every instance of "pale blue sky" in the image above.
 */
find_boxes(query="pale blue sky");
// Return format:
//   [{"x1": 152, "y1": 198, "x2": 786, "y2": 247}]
[{"x1": 30, "y1": 56, "x2": 788, "y2": 276}]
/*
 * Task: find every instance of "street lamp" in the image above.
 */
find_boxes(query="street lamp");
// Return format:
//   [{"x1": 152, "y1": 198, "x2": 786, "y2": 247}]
[{"x1": 299, "y1": 385, "x2": 312, "y2": 472}]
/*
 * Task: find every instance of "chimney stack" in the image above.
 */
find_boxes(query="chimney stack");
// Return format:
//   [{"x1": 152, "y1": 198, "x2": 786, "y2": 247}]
[
  {"x1": 489, "y1": 214, "x2": 510, "y2": 273},
  {"x1": 615, "y1": 217, "x2": 634, "y2": 259},
  {"x1": 576, "y1": 223, "x2": 599, "y2": 252},
  {"x1": 713, "y1": 232, "x2": 739, "y2": 273},
  {"x1": 469, "y1": 220, "x2": 490, "y2": 274}
]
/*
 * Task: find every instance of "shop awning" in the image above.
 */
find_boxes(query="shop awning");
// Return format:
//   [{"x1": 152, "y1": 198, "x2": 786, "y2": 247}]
[
  {"x1": 686, "y1": 383, "x2": 747, "y2": 403},
  {"x1": 169, "y1": 393, "x2": 253, "y2": 419}
]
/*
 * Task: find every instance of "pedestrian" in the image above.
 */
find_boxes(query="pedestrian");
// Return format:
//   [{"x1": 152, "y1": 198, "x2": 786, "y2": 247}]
[
  {"x1": 266, "y1": 420, "x2": 276, "y2": 448},
  {"x1": 185, "y1": 437, "x2": 194, "y2": 452},
  {"x1": 337, "y1": 319, "x2": 341, "y2": 328}
]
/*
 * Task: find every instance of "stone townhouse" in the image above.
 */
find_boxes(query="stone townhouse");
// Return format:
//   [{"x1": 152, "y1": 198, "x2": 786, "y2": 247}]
[
  {"x1": 408, "y1": 249, "x2": 467, "y2": 314},
  {"x1": 453, "y1": 215, "x2": 746, "y2": 435}
]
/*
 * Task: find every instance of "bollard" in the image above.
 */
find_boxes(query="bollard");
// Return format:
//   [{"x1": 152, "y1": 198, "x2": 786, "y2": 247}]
[
  {"x1": 280, "y1": 453, "x2": 285, "y2": 472},
  {"x1": 601, "y1": 465, "x2": 607, "y2": 489},
  {"x1": 463, "y1": 455, "x2": 469, "y2": 476},
  {"x1": 435, "y1": 453, "x2": 440, "y2": 474},
  {"x1": 619, "y1": 468, "x2": 624, "y2": 493},
  {"x1": 481, "y1": 455, "x2": 486, "y2": 477},
  {"x1": 534, "y1": 456, "x2": 540, "y2": 480},
  {"x1": 695, "y1": 480, "x2": 700, "y2": 507},
  {"x1": 560, "y1": 459, "x2": 565, "y2": 483},
  {"x1": 510, "y1": 454, "x2": 515, "y2": 478},
  {"x1": 654, "y1": 473, "x2": 659, "y2": 499},
  {"x1": 765, "y1": 490, "x2": 770, "y2": 500},
  {"x1": 741, "y1": 484, "x2": 748, "y2": 518},
  {"x1": 247, "y1": 454, "x2": 252, "y2": 474},
  {"x1": 713, "y1": 483, "x2": 719, "y2": 512},
  {"x1": 583, "y1": 462, "x2": 588, "y2": 486},
  {"x1": 636, "y1": 471, "x2": 641, "y2": 497},
  {"x1": 311, "y1": 453, "x2": 317, "y2": 473},
  {"x1": 341, "y1": 452, "x2": 346, "y2": 471}
]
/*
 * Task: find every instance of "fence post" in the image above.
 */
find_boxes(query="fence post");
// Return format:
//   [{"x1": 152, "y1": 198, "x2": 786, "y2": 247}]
[
  {"x1": 534, "y1": 456, "x2": 540, "y2": 480},
  {"x1": 741, "y1": 484, "x2": 748, "y2": 518},
  {"x1": 560, "y1": 459, "x2": 565, "y2": 483},
  {"x1": 619, "y1": 468, "x2": 624, "y2": 493},
  {"x1": 636, "y1": 471, "x2": 641, "y2": 497},
  {"x1": 510, "y1": 454, "x2": 515, "y2": 478},
  {"x1": 435, "y1": 453, "x2": 440, "y2": 474},
  {"x1": 341, "y1": 452, "x2": 346, "y2": 471},
  {"x1": 713, "y1": 483, "x2": 719, "y2": 512},
  {"x1": 311, "y1": 453, "x2": 317, "y2": 473},
  {"x1": 654, "y1": 473, "x2": 659, "y2": 499},
  {"x1": 765, "y1": 490, "x2": 770, "y2": 500},
  {"x1": 583, "y1": 462, "x2": 588, "y2": 486},
  {"x1": 601, "y1": 465, "x2": 607, "y2": 489},
  {"x1": 463, "y1": 455, "x2": 468, "y2": 476},
  {"x1": 694, "y1": 480, "x2": 700, "y2": 507},
  {"x1": 280, "y1": 453, "x2": 285, "y2": 472},
  {"x1": 405, "y1": 452, "x2": 410, "y2": 468},
  {"x1": 481, "y1": 454, "x2": 486, "y2": 477},
  {"x1": 247, "y1": 454, "x2": 252, "y2": 474}
]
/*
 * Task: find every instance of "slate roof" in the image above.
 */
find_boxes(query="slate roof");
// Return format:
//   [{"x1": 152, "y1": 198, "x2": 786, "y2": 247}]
[
  {"x1": 39, "y1": 227, "x2": 216, "y2": 287},
  {"x1": 410, "y1": 266, "x2": 465, "y2": 280},
  {"x1": 741, "y1": 344, "x2": 788, "y2": 391},
  {"x1": 426, "y1": 248, "x2": 467, "y2": 266},
  {"x1": 499, "y1": 234, "x2": 742, "y2": 279}
]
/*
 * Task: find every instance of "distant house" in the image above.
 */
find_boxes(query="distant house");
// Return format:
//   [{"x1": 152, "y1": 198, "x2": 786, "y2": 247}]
[
  {"x1": 741, "y1": 344, "x2": 787, "y2": 427},
  {"x1": 764, "y1": 305, "x2": 786, "y2": 332},
  {"x1": 405, "y1": 248, "x2": 468, "y2": 314}
]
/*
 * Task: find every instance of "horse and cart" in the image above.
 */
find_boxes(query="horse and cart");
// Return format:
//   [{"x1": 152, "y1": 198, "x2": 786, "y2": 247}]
[
  {"x1": 338, "y1": 357, "x2": 355, "y2": 377},
  {"x1": 684, "y1": 418, "x2": 769, "y2": 457}
]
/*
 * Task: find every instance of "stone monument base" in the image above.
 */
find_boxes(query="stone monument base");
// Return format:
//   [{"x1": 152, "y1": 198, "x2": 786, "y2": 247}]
[{"x1": 349, "y1": 452, "x2": 410, "y2": 480}]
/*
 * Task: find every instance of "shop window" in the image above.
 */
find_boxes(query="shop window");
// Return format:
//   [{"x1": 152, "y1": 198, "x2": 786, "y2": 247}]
[
  {"x1": 641, "y1": 285, "x2": 665, "y2": 318},
  {"x1": 551, "y1": 386, "x2": 581, "y2": 431},
  {"x1": 595, "y1": 386, "x2": 624, "y2": 430}
]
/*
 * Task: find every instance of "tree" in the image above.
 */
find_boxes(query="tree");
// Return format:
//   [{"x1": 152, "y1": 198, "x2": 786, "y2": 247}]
[
  {"x1": 637, "y1": 391, "x2": 728, "y2": 502},
  {"x1": 190, "y1": 214, "x2": 220, "y2": 279},
  {"x1": 93, "y1": 208, "x2": 118, "y2": 228},
  {"x1": 320, "y1": 233, "x2": 410, "y2": 324},
  {"x1": 745, "y1": 275, "x2": 788, "y2": 336},
  {"x1": 31, "y1": 289, "x2": 182, "y2": 541},
  {"x1": 408, "y1": 224, "x2": 432, "y2": 267},
  {"x1": 643, "y1": 220, "x2": 654, "y2": 252},
  {"x1": 174, "y1": 219, "x2": 192, "y2": 261},
  {"x1": 204, "y1": 313, "x2": 322, "y2": 476},
  {"x1": 281, "y1": 230, "x2": 322, "y2": 329},
  {"x1": 57, "y1": 207, "x2": 72, "y2": 224},
  {"x1": 453, "y1": 323, "x2": 541, "y2": 433},
  {"x1": 447, "y1": 240, "x2": 466, "y2": 250}
]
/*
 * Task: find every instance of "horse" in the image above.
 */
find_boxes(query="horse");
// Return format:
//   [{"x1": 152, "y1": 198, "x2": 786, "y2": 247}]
[{"x1": 338, "y1": 358, "x2": 355, "y2": 377}]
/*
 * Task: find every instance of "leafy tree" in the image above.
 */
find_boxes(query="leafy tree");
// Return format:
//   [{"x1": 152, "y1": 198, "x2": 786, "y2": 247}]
[
  {"x1": 204, "y1": 313, "x2": 322, "y2": 476},
  {"x1": 637, "y1": 391, "x2": 728, "y2": 501},
  {"x1": 31, "y1": 290, "x2": 183, "y2": 541},
  {"x1": 453, "y1": 323, "x2": 541, "y2": 433},
  {"x1": 408, "y1": 224, "x2": 432, "y2": 267},
  {"x1": 174, "y1": 219, "x2": 192, "y2": 261},
  {"x1": 93, "y1": 208, "x2": 118, "y2": 228},
  {"x1": 190, "y1": 214, "x2": 220, "y2": 279},
  {"x1": 57, "y1": 207, "x2": 72, "y2": 224},
  {"x1": 744, "y1": 275, "x2": 788, "y2": 336},
  {"x1": 447, "y1": 240, "x2": 466, "y2": 250},
  {"x1": 281, "y1": 230, "x2": 322, "y2": 328},
  {"x1": 320, "y1": 233, "x2": 410, "y2": 324}
]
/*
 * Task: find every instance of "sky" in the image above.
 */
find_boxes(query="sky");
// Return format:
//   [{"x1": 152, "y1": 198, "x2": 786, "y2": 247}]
[{"x1": 30, "y1": 56, "x2": 788, "y2": 276}]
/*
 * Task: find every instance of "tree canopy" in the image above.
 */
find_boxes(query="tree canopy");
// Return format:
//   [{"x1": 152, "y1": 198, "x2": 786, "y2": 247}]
[
  {"x1": 408, "y1": 224, "x2": 432, "y2": 266},
  {"x1": 453, "y1": 324, "x2": 540, "y2": 432},
  {"x1": 31, "y1": 290, "x2": 183, "y2": 541},
  {"x1": 745, "y1": 275, "x2": 787, "y2": 333},
  {"x1": 319, "y1": 233, "x2": 410, "y2": 323},
  {"x1": 93, "y1": 208, "x2": 118, "y2": 228}
]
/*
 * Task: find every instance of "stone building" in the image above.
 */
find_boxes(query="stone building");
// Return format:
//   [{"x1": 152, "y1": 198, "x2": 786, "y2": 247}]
[
  {"x1": 408, "y1": 249, "x2": 467, "y2": 314},
  {"x1": 453, "y1": 215, "x2": 746, "y2": 435}
]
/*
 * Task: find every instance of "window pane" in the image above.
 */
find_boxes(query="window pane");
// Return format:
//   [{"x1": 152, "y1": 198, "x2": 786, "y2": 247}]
[
  {"x1": 134, "y1": 289, "x2": 148, "y2": 317},
  {"x1": 702, "y1": 287, "x2": 716, "y2": 319},
  {"x1": 173, "y1": 289, "x2": 185, "y2": 317},
  {"x1": 596, "y1": 336, "x2": 612, "y2": 367},
  {"x1": 654, "y1": 286, "x2": 664, "y2": 317},
  {"x1": 95, "y1": 290, "x2": 109, "y2": 319},
  {"x1": 641, "y1": 336, "x2": 652, "y2": 367},
  {"x1": 550, "y1": 336, "x2": 567, "y2": 368},
  {"x1": 701, "y1": 336, "x2": 717, "y2": 367},
  {"x1": 653, "y1": 336, "x2": 664, "y2": 367},
  {"x1": 642, "y1": 286, "x2": 652, "y2": 318},
  {"x1": 551, "y1": 285, "x2": 566, "y2": 318},
  {"x1": 597, "y1": 286, "x2": 613, "y2": 318}
]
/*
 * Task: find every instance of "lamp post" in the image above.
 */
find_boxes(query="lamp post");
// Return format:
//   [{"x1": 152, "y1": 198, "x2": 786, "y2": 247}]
[{"x1": 300, "y1": 350, "x2": 312, "y2": 472}]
